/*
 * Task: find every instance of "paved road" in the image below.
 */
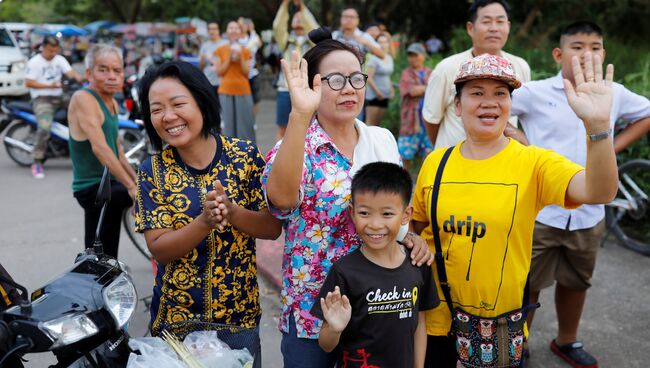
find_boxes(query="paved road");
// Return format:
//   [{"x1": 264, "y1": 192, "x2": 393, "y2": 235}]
[{"x1": 2, "y1": 99, "x2": 649, "y2": 367}]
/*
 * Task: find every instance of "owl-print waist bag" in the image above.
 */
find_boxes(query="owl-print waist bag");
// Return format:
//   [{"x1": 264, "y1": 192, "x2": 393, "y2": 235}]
[{"x1": 429, "y1": 147, "x2": 540, "y2": 368}]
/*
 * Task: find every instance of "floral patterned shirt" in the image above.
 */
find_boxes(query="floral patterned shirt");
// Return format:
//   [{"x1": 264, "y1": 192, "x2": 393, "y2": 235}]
[
  {"x1": 262, "y1": 118, "x2": 401, "y2": 338},
  {"x1": 135, "y1": 135, "x2": 266, "y2": 336}
]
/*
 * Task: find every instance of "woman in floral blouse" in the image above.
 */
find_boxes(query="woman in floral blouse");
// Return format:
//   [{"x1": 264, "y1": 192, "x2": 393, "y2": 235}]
[
  {"x1": 263, "y1": 27, "x2": 432, "y2": 368},
  {"x1": 135, "y1": 61, "x2": 281, "y2": 367}
]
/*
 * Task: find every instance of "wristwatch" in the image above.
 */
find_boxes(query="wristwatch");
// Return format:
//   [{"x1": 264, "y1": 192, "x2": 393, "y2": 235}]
[{"x1": 587, "y1": 129, "x2": 612, "y2": 142}]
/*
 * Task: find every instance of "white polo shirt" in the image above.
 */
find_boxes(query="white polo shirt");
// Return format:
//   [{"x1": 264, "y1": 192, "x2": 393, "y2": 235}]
[
  {"x1": 512, "y1": 72, "x2": 650, "y2": 230},
  {"x1": 422, "y1": 49, "x2": 531, "y2": 149}
]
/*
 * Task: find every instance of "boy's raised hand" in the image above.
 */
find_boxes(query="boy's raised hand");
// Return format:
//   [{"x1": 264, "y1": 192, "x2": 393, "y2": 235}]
[{"x1": 321, "y1": 286, "x2": 351, "y2": 333}]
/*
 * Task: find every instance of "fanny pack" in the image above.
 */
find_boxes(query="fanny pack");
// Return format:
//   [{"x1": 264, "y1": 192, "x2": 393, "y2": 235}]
[{"x1": 430, "y1": 147, "x2": 539, "y2": 368}]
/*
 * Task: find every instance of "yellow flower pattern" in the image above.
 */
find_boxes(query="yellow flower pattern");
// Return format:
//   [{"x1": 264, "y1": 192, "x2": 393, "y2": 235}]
[{"x1": 134, "y1": 135, "x2": 266, "y2": 336}]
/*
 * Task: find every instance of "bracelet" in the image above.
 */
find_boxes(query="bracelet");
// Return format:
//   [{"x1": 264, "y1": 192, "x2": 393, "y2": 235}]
[{"x1": 587, "y1": 129, "x2": 612, "y2": 142}]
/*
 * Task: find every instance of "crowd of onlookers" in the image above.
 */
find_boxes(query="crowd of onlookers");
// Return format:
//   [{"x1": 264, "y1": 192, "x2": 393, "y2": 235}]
[{"x1": 15, "y1": 0, "x2": 650, "y2": 367}]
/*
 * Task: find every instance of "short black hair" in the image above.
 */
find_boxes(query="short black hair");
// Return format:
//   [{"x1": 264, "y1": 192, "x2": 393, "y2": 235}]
[
  {"x1": 468, "y1": 0, "x2": 511, "y2": 23},
  {"x1": 41, "y1": 35, "x2": 60, "y2": 47},
  {"x1": 303, "y1": 27, "x2": 363, "y2": 88},
  {"x1": 351, "y1": 162, "x2": 413, "y2": 207},
  {"x1": 138, "y1": 61, "x2": 221, "y2": 151},
  {"x1": 559, "y1": 21, "x2": 603, "y2": 45}
]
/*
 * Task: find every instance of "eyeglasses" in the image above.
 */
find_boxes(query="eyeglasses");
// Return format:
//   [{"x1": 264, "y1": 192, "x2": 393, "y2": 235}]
[{"x1": 321, "y1": 72, "x2": 368, "y2": 91}]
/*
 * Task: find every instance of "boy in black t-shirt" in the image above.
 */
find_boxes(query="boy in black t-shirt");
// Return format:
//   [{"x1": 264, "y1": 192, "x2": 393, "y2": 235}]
[{"x1": 311, "y1": 162, "x2": 439, "y2": 368}]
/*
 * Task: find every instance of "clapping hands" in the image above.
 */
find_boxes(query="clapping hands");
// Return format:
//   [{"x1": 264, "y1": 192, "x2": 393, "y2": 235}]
[{"x1": 202, "y1": 180, "x2": 232, "y2": 231}]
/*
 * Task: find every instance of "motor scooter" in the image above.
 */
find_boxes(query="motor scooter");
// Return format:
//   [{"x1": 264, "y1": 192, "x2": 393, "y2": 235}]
[{"x1": 0, "y1": 168, "x2": 137, "y2": 367}]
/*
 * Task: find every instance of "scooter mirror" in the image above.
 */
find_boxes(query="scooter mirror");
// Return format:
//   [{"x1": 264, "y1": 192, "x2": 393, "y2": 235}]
[{"x1": 92, "y1": 167, "x2": 112, "y2": 256}]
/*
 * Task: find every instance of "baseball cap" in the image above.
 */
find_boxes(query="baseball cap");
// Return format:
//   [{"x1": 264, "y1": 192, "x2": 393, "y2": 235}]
[
  {"x1": 41, "y1": 35, "x2": 60, "y2": 47},
  {"x1": 406, "y1": 43, "x2": 426, "y2": 55},
  {"x1": 454, "y1": 53, "x2": 521, "y2": 89}
]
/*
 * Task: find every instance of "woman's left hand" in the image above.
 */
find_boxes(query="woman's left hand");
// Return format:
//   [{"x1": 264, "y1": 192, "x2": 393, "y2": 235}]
[
  {"x1": 402, "y1": 232, "x2": 434, "y2": 266},
  {"x1": 564, "y1": 52, "x2": 614, "y2": 132},
  {"x1": 206, "y1": 180, "x2": 234, "y2": 231}
]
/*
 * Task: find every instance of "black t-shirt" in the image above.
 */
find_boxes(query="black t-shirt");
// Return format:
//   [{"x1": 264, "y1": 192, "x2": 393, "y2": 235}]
[{"x1": 311, "y1": 248, "x2": 439, "y2": 368}]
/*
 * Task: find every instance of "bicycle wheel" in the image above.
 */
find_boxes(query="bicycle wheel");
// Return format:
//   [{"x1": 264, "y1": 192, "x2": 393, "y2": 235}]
[
  {"x1": 122, "y1": 207, "x2": 151, "y2": 259},
  {"x1": 4, "y1": 121, "x2": 36, "y2": 167},
  {"x1": 605, "y1": 159, "x2": 650, "y2": 256}
]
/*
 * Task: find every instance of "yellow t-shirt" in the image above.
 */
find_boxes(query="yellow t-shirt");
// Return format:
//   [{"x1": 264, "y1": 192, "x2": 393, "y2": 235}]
[{"x1": 412, "y1": 139, "x2": 583, "y2": 336}]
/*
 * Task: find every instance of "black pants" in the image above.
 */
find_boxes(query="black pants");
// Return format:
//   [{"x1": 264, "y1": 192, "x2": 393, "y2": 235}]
[
  {"x1": 74, "y1": 181, "x2": 133, "y2": 258},
  {"x1": 425, "y1": 335, "x2": 458, "y2": 368}
]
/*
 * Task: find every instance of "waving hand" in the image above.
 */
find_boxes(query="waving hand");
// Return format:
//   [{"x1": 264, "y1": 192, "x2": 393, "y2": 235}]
[{"x1": 281, "y1": 50, "x2": 321, "y2": 116}]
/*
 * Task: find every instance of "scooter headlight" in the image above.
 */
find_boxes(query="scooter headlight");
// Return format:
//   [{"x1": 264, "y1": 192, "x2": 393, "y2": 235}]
[
  {"x1": 41, "y1": 314, "x2": 99, "y2": 348},
  {"x1": 102, "y1": 274, "x2": 137, "y2": 329}
]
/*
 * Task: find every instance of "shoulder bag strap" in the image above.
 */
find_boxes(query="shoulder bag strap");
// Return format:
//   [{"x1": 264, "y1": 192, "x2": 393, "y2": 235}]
[{"x1": 431, "y1": 146, "x2": 455, "y2": 316}]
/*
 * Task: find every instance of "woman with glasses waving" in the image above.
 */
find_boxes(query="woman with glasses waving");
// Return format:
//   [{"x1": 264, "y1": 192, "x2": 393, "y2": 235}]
[{"x1": 262, "y1": 27, "x2": 433, "y2": 367}]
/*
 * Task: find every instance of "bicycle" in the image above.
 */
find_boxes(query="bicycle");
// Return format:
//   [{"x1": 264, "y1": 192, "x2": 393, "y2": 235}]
[
  {"x1": 603, "y1": 158, "x2": 650, "y2": 256},
  {"x1": 120, "y1": 121, "x2": 153, "y2": 260}
]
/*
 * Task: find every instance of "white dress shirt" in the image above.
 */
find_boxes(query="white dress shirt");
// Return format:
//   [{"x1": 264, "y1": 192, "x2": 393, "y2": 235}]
[{"x1": 512, "y1": 72, "x2": 650, "y2": 230}]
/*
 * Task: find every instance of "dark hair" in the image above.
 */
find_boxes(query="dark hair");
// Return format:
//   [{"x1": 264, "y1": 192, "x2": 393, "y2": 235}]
[
  {"x1": 351, "y1": 162, "x2": 413, "y2": 206},
  {"x1": 138, "y1": 61, "x2": 221, "y2": 151},
  {"x1": 468, "y1": 0, "x2": 511, "y2": 23},
  {"x1": 560, "y1": 21, "x2": 603, "y2": 42},
  {"x1": 341, "y1": 6, "x2": 359, "y2": 15},
  {"x1": 303, "y1": 27, "x2": 363, "y2": 88},
  {"x1": 455, "y1": 81, "x2": 513, "y2": 98},
  {"x1": 42, "y1": 35, "x2": 60, "y2": 47}
]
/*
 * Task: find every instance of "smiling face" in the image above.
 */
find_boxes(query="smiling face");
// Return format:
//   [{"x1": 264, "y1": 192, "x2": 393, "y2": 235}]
[
  {"x1": 317, "y1": 50, "x2": 365, "y2": 123},
  {"x1": 226, "y1": 21, "x2": 242, "y2": 42},
  {"x1": 86, "y1": 52, "x2": 124, "y2": 95},
  {"x1": 148, "y1": 77, "x2": 204, "y2": 149},
  {"x1": 554, "y1": 32, "x2": 605, "y2": 85},
  {"x1": 454, "y1": 79, "x2": 512, "y2": 141},
  {"x1": 351, "y1": 190, "x2": 412, "y2": 252},
  {"x1": 466, "y1": 2, "x2": 510, "y2": 55}
]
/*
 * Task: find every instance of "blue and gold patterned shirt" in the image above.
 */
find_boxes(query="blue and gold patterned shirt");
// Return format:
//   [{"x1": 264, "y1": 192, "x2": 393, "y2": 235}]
[{"x1": 135, "y1": 134, "x2": 265, "y2": 335}]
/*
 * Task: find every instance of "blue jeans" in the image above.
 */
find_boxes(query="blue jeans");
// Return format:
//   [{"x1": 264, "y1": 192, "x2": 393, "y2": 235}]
[{"x1": 281, "y1": 314, "x2": 337, "y2": 368}]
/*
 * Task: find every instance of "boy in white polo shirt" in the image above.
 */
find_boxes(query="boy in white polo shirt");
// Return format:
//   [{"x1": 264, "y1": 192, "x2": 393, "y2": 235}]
[{"x1": 511, "y1": 21, "x2": 650, "y2": 368}]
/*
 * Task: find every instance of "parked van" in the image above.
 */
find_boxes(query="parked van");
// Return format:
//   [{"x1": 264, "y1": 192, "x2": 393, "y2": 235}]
[{"x1": 0, "y1": 26, "x2": 28, "y2": 97}]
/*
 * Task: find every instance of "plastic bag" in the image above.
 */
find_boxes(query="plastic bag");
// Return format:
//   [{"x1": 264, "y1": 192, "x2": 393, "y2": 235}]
[
  {"x1": 183, "y1": 331, "x2": 253, "y2": 368},
  {"x1": 127, "y1": 337, "x2": 186, "y2": 368},
  {"x1": 126, "y1": 332, "x2": 253, "y2": 368}
]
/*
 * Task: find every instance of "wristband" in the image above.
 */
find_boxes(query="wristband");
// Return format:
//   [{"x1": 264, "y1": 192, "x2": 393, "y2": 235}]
[{"x1": 587, "y1": 129, "x2": 612, "y2": 142}]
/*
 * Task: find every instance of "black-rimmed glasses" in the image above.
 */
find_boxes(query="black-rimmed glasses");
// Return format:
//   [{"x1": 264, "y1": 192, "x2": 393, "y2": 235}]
[{"x1": 321, "y1": 72, "x2": 368, "y2": 91}]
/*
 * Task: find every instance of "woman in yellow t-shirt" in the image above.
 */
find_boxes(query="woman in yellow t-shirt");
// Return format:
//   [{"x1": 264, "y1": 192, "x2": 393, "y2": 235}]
[{"x1": 411, "y1": 53, "x2": 617, "y2": 368}]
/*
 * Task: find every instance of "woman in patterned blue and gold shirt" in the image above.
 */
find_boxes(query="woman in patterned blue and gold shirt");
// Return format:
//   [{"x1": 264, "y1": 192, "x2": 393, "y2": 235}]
[{"x1": 134, "y1": 61, "x2": 282, "y2": 362}]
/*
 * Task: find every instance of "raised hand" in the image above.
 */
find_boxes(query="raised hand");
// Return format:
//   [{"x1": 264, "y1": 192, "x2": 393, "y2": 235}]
[
  {"x1": 564, "y1": 52, "x2": 614, "y2": 133},
  {"x1": 321, "y1": 286, "x2": 352, "y2": 333},
  {"x1": 281, "y1": 50, "x2": 321, "y2": 116}
]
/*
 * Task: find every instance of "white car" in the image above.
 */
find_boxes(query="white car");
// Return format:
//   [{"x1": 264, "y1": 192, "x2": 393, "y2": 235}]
[{"x1": 0, "y1": 27, "x2": 28, "y2": 97}]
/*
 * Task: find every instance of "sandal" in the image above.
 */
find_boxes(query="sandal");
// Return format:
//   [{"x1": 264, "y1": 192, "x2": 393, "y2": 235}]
[{"x1": 550, "y1": 339, "x2": 598, "y2": 368}]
